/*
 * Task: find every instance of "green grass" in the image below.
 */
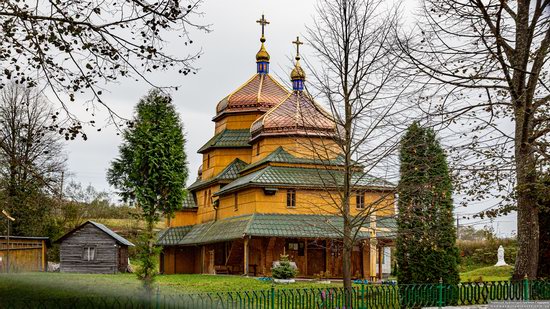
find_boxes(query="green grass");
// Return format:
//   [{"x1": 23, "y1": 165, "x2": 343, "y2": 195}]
[
  {"x1": 0, "y1": 272, "x2": 340, "y2": 301},
  {"x1": 0, "y1": 264, "x2": 516, "y2": 301},
  {"x1": 460, "y1": 265, "x2": 513, "y2": 282}
]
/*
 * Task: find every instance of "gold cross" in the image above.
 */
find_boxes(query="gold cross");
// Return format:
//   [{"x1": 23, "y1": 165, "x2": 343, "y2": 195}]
[
  {"x1": 292, "y1": 36, "x2": 303, "y2": 59},
  {"x1": 256, "y1": 14, "x2": 270, "y2": 40}
]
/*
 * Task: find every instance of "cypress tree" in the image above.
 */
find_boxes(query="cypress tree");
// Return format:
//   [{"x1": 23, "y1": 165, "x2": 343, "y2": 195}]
[
  {"x1": 396, "y1": 122, "x2": 460, "y2": 284},
  {"x1": 107, "y1": 89, "x2": 188, "y2": 292}
]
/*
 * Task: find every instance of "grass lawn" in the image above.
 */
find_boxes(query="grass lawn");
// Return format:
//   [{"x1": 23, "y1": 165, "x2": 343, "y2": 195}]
[
  {"x1": 460, "y1": 265, "x2": 513, "y2": 282},
  {"x1": 0, "y1": 272, "x2": 341, "y2": 301},
  {"x1": 0, "y1": 265, "x2": 516, "y2": 301}
]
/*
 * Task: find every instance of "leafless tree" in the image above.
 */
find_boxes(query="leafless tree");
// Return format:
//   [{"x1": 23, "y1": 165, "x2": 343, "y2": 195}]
[
  {"x1": 300, "y1": 0, "x2": 409, "y2": 293},
  {"x1": 0, "y1": 0, "x2": 208, "y2": 134},
  {"x1": 396, "y1": 0, "x2": 550, "y2": 279},
  {"x1": 0, "y1": 83, "x2": 66, "y2": 235}
]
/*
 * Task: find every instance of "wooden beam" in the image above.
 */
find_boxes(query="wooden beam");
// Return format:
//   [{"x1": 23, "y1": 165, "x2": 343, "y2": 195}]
[
  {"x1": 41, "y1": 240, "x2": 46, "y2": 272},
  {"x1": 201, "y1": 246, "x2": 206, "y2": 274},
  {"x1": 243, "y1": 237, "x2": 249, "y2": 276},
  {"x1": 369, "y1": 239, "x2": 377, "y2": 281},
  {"x1": 377, "y1": 245, "x2": 383, "y2": 280}
]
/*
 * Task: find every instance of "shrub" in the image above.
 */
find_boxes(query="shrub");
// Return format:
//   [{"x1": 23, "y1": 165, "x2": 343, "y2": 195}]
[{"x1": 271, "y1": 254, "x2": 297, "y2": 279}]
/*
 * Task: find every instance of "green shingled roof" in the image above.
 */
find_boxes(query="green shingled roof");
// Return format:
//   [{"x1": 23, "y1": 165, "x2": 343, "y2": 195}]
[
  {"x1": 214, "y1": 166, "x2": 394, "y2": 196},
  {"x1": 157, "y1": 225, "x2": 193, "y2": 246},
  {"x1": 198, "y1": 129, "x2": 251, "y2": 153},
  {"x1": 181, "y1": 193, "x2": 197, "y2": 209},
  {"x1": 188, "y1": 158, "x2": 247, "y2": 191},
  {"x1": 156, "y1": 213, "x2": 391, "y2": 246},
  {"x1": 240, "y1": 147, "x2": 349, "y2": 173}
]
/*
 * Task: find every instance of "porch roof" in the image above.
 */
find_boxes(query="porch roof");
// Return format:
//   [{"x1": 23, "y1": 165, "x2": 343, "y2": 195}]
[{"x1": 156, "y1": 214, "x2": 396, "y2": 246}]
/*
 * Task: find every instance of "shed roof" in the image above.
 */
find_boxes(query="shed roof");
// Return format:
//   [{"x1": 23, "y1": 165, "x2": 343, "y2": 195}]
[
  {"x1": 156, "y1": 214, "x2": 395, "y2": 246},
  {"x1": 55, "y1": 221, "x2": 134, "y2": 247}
]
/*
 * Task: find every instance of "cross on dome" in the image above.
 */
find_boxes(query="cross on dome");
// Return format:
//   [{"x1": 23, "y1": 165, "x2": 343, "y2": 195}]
[
  {"x1": 255, "y1": 14, "x2": 270, "y2": 74},
  {"x1": 290, "y1": 36, "x2": 306, "y2": 91},
  {"x1": 292, "y1": 36, "x2": 303, "y2": 61}
]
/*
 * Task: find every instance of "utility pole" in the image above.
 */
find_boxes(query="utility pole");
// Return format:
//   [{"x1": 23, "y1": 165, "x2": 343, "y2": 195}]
[{"x1": 2, "y1": 210, "x2": 15, "y2": 273}]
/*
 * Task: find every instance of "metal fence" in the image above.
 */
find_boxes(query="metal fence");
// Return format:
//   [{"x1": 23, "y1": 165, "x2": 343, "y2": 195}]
[{"x1": 2, "y1": 279, "x2": 550, "y2": 309}]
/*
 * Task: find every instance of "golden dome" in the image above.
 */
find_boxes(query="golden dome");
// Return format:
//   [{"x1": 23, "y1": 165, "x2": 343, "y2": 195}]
[
  {"x1": 256, "y1": 42, "x2": 270, "y2": 62},
  {"x1": 290, "y1": 59, "x2": 306, "y2": 80}
]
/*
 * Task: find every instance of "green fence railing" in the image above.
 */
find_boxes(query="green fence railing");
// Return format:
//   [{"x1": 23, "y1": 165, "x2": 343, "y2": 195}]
[{"x1": 2, "y1": 279, "x2": 550, "y2": 309}]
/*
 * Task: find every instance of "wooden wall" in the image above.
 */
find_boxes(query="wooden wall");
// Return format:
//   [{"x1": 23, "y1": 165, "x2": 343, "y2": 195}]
[
  {"x1": 0, "y1": 238, "x2": 47, "y2": 272},
  {"x1": 59, "y1": 223, "x2": 121, "y2": 274}
]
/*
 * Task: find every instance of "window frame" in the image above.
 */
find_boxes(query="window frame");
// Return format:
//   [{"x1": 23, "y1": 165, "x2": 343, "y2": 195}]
[
  {"x1": 82, "y1": 245, "x2": 97, "y2": 261},
  {"x1": 286, "y1": 189, "x2": 296, "y2": 208},
  {"x1": 355, "y1": 192, "x2": 365, "y2": 209}
]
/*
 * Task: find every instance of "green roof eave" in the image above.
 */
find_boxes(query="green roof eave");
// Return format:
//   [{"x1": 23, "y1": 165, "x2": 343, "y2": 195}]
[
  {"x1": 214, "y1": 166, "x2": 395, "y2": 197},
  {"x1": 188, "y1": 158, "x2": 247, "y2": 192},
  {"x1": 156, "y1": 213, "x2": 394, "y2": 246},
  {"x1": 197, "y1": 129, "x2": 251, "y2": 153}
]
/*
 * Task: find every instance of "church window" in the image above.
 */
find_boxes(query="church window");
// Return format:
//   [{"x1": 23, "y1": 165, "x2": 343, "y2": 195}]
[
  {"x1": 234, "y1": 193, "x2": 238, "y2": 211},
  {"x1": 286, "y1": 189, "x2": 296, "y2": 208},
  {"x1": 256, "y1": 143, "x2": 260, "y2": 156},
  {"x1": 356, "y1": 192, "x2": 365, "y2": 209},
  {"x1": 206, "y1": 154, "x2": 211, "y2": 168}
]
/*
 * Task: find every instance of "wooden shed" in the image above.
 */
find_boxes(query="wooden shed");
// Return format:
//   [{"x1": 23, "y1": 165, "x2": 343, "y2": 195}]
[
  {"x1": 55, "y1": 221, "x2": 134, "y2": 274},
  {"x1": 0, "y1": 236, "x2": 50, "y2": 272}
]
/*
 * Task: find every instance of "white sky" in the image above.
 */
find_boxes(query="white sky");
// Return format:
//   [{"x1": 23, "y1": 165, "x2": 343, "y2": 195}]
[{"x1": 62, "y1": 0, "x2": 516, "y2": 237}]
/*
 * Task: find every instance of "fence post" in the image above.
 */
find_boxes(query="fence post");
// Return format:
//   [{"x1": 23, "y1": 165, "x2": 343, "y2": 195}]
[
  {"x1": 361, "y1": 283, "x2": 365, "y2": 309},
  {"x1": 271, "y1": 284, "x2": 275, "y2": 309},
  {"x1": 155, "y1": 286, "x2": 160, "y2": 309},
  {"x1": 523, "y1": 275, "x2": 530, "y2": 302},
  {"x1": 438, "y1": 278, "x2": 443, "y2": 309}
]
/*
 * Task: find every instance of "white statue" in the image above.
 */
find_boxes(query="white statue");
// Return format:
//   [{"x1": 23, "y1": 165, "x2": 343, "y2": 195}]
[{"x1": 494, "y1": 245, "x2": 508, "y2": 267}]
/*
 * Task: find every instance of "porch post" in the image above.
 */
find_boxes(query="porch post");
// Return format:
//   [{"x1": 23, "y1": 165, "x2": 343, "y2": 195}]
[
  {"x1": 369, "y1": 238, "x2": 377, "y2": 281},
  {"x1": 377, "y1": 245, "x2": 383, "y2": 280},
  {"x1": 362, "y1": 241, "x2": 369, "y2": 279},
  {"x1": 244, "y1": 237, "x2": 249, "y2": 276},
  {"x1": 201, "y1": 246, "x2": 206, "y2": 274}
]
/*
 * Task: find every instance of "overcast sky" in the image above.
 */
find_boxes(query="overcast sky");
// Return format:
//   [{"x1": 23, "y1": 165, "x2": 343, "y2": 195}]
[{"x1": 62, "y1": 0, "x2": 516, "y2": 236}]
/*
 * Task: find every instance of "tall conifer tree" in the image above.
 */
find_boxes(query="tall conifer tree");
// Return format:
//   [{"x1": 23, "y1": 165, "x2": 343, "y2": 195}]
[
  {"x1": 107, "y1": 89, "x2": 188, "y2": 292},
  {"x1": 396, "y1": 122, "x2": 459, "y2": 284}
]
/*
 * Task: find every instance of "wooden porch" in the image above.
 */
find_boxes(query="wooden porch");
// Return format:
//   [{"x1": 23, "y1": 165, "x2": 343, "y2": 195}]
[{"x1": 161, "y1": 236, "x2": 393, "y2": 280}]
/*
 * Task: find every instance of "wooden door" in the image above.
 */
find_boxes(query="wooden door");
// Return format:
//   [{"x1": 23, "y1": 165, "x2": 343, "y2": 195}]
[{"x1": 306, "y1": 241, "x2": 326, "y2": 276}]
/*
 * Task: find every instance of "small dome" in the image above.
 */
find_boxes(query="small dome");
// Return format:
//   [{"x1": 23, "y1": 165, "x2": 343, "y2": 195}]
[
  {"x1": 290, "y1": 61, "x2": 305, "y2": 80},
  {"x1": 256, "y1": 43, "x2": 270, "y2": 62},
  {"x1": 250, "y1": 91, "x2": 336, "y2": 141},
  {"x1": 214, "y1": 74, "x2": 289, "y2": 119}
]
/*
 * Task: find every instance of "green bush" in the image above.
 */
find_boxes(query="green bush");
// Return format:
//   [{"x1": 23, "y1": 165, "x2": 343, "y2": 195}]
[
  {"x1": 271, "y1": 254, "x2": 297, "y2": 279},
  {"x1": 458, "y1": 238, "x2": 517, "y2": 267}
]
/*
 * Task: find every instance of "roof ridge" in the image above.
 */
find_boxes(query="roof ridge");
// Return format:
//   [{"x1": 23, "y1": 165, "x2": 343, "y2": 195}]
[{"x1": 225, "y1": 74, "x2": 259, "y2": 104}]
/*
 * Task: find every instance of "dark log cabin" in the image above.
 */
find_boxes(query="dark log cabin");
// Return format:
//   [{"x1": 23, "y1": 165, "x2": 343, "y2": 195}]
[{"x1": 56, "y1": 221, "x2": 134, "y2": 274}]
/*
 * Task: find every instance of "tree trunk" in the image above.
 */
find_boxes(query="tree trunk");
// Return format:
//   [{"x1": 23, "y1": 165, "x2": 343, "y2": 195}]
[
  {"x1": 342, "y1": 219, "x2": 353, "y2": 300},
  {"x1": 513, "y1": 129, "x2": 539, "y2": 279}
]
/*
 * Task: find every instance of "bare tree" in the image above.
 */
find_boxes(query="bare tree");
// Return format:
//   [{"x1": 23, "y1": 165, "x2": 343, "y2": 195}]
[
  {"x1": 0, "y1": 0, "x2": 208, "y2": 133},
  {"x1": 0, "y1": 83, "x2": 66, "y2": 235},
  {"x1": 302, "y1": 0, "x2": 408, "y2": 293},
  {"x1": 397, "y1": 0, "x2": 550, "y2": 279}
]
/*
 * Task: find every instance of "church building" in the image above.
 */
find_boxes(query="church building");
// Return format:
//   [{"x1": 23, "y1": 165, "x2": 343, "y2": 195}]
[{"x1": 157, "y1": 15, "x2": 396, "y2": 280}]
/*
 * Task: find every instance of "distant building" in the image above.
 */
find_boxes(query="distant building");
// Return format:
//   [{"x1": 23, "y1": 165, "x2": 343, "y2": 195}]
[
  {"x1": 157, "y1": 15, "x2": 397, "y2": 280},
  {"x1": 55, "y1": 221, "x2": 134, "y2": 274},
  {"x1": 0, "y1": 236, "x2": 50, "y2": 272}
]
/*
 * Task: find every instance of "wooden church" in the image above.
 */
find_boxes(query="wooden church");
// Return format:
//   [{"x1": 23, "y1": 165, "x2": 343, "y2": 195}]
[{"x1": 157, "y1": 15, "x2": 396, "y2": 279}]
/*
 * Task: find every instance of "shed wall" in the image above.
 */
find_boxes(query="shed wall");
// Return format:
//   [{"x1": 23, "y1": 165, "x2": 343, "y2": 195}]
[{"x1": 59, "y1": 223, "x2": 119, "y2": 274}]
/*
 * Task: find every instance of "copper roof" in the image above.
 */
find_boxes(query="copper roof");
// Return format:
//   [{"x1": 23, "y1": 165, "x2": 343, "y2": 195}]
[
  {"x1": 214, "y1": 74, "x2": 289, "y2": 119},
  {"x1": 250, "y1": 91, "x2": 336, "y2": 140}
]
